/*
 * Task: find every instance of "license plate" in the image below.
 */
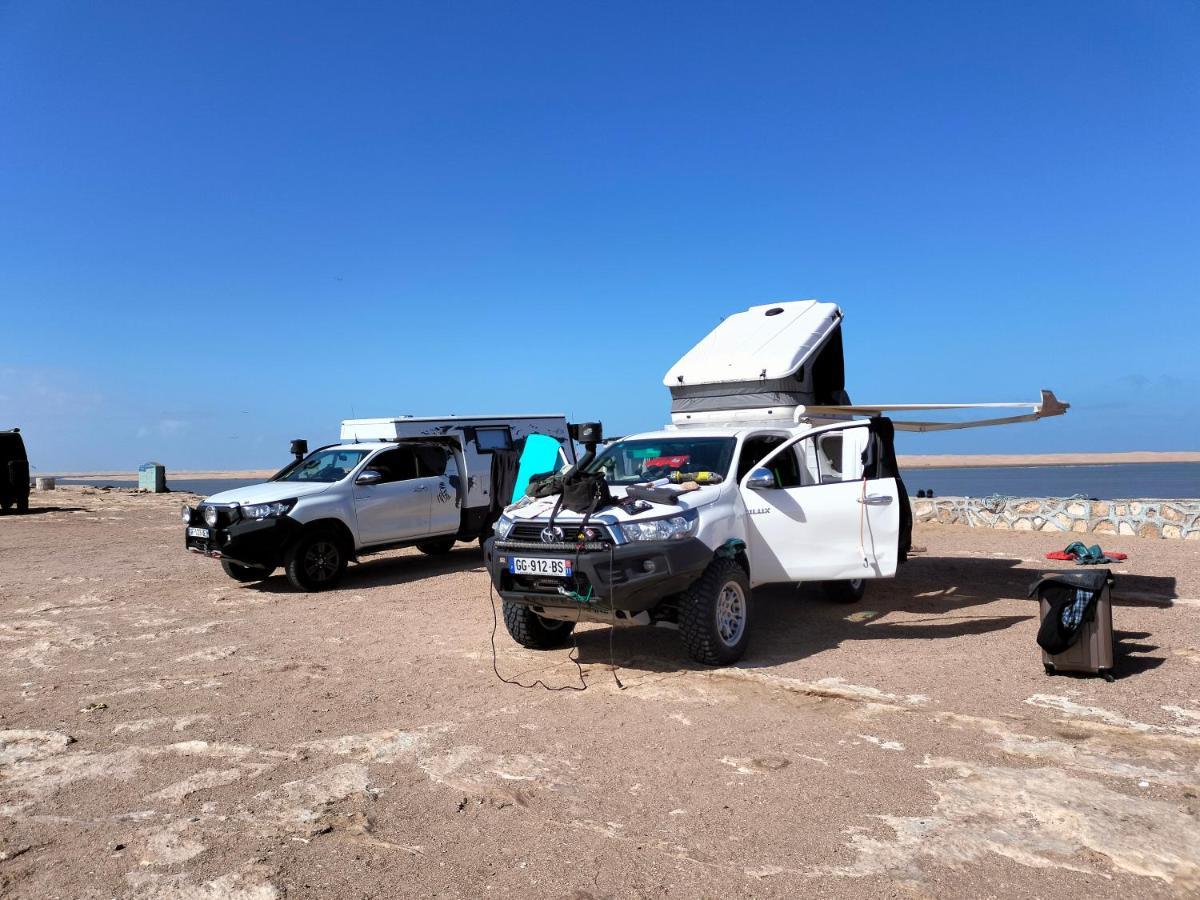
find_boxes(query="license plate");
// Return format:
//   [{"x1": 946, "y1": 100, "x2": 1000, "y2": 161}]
[
  {"x1": 187, "y1": 527, "x2": 210, "y2": 539},
  {"x1": 509, "y1": 557, "x2": 572, "y2": 577}
]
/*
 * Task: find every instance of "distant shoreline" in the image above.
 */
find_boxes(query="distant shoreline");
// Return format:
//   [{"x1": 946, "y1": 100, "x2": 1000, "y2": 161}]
[
  {"x1": 47, "y1": 450, "x2": 1200, "y2": 479},
  {"x1": 897, "y1": 451, "x2": 1200, "y2": 469}
]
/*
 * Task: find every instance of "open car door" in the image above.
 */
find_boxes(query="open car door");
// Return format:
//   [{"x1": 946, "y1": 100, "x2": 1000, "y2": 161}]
[{"x1": 737, "y1": 421, "x2": 901, "y2": 586}]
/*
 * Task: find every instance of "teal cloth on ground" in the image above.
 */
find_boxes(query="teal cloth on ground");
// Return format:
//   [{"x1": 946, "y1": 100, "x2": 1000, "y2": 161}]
[
  {"x1": 1063, "y1": 541, "x2": 1113, "y2": 565},
  {"x1": 512, "y1": 435, "x2": 564, "y2": 503}
]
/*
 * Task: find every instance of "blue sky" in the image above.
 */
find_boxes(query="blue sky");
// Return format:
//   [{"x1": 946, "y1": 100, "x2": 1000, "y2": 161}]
[{"x1": 1, "y1": 1, "x2": 1197, "y2": 472}]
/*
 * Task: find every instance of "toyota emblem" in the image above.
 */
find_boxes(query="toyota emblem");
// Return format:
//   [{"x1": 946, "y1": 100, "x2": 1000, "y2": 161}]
[{"x1": 540, "y1": 526, "x2": 564, "y2": 543}]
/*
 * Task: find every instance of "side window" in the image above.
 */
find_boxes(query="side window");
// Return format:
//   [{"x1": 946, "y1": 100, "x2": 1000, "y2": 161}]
[
  {"x1": 736, "y1": 435, "x2": 786, "y2": 481},
  {"x1": 768, "y1": 428, "x2": 869, "y2": 488},
  {"x1": 413, "y1": 445, "x2": 450, "y2": 477},
  {"x1": 475, "y1": 427, "x2": 513, "y2": 451},
  {"x1": 367, "y1": 448, "x2": 418, "y2": 483},
  {"x1": 775, "y1": 440, "x2": 816, "y2": 488}
]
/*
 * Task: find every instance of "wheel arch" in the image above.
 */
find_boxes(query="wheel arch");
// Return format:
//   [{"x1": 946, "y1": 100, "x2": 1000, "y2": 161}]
[{"x1": 292, "y1": 517, "x2": 357, "y2": 559}]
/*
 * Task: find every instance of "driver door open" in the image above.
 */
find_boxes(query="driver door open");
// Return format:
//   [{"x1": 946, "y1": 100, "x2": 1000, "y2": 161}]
[{"x1": 737, "y1": 422, "x2": 901, "y2": 585}]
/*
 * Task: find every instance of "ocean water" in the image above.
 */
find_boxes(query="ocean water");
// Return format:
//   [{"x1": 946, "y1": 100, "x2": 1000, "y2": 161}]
[
  {"x1": 55, "y1": 462, "x2": 1200, "y2": 500},
  {"x1": 905, "y1": 462, "x2": 1200, "y2": 500},
  {"x1": 57, "y1": 478, "x2": 260, "y2": 496}
]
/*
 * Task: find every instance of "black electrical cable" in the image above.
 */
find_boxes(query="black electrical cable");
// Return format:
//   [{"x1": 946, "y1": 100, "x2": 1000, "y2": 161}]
[
  {"x1": 488, "y1": 575, "x2": 587, "y2": 692},
  {"x1": 488, "y1": 537, "x2": 626, "y2": 692},
  {"x1": 608, "y1": 541, "x2": 624, "y2": 689}
]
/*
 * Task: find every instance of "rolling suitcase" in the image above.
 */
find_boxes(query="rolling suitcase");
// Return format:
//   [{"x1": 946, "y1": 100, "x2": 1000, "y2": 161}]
[{"x1": 1030, "y1": 569, "x2": 1115, "y2": 681}]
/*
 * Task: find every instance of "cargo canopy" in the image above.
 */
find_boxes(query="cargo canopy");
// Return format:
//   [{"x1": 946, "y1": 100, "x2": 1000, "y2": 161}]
[{"x1": 663, "y1": 300, "x2": 848, "y2": 415}]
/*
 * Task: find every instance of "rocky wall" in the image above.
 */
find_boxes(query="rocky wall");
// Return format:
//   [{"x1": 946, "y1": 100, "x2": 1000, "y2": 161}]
[{"x1": 910, "y1": 496, "x2": 1200, "y2": 540}]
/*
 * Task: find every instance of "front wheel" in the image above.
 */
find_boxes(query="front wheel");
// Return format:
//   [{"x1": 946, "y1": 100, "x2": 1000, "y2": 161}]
[
  {"x1": 502, "y1": 601, "x2": 576, "y2": 649},
  {"x1": 221, "y1": 560, "x2": 272, "y2": 583},
  {"x1": 416, "y1": 536, "x2": 456, "y2": 555},
  {"x1": 284, "y1": 530, "x2": 347, "y2": 592},
  {"x1": 679, "y1": 558, "x2": 753, "y2": 665},
  {"x1": 822, "y1": 578, "x2": 866, "y2": 603}
]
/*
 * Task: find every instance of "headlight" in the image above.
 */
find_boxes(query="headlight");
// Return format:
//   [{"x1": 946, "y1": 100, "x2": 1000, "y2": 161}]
[
  {"x1": 239, "y1": 499, "x2": 297, "y2": 521},
  {"x1": 494, "y1": 514, "x2": 515, "y2": 540},
  {"x1": 181, "y1": 505, "x2": 193, "y2": 524},
  {"x1": 620, "y1": 509, "x2": 699, "y2": 542},
  {"x1": 203, "y1": 506, "x2": 219, "y2": 527}
]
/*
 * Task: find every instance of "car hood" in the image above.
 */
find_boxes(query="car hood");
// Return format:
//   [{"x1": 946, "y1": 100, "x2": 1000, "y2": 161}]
[
  {"x1": 201, "y1": 480, "x2": 334, "y2": 506},
  {"x1": 505, "y1": 485, "x2": 721, "y2": 524}
]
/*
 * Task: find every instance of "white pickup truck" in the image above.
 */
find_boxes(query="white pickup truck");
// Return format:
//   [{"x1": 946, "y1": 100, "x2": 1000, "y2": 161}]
[
  {"x1": 485, "y1": 301, "x2": 1067, "y2": 665},
  {"x1": 184, "y1": 415, "x2": 575, "y2": 591}
]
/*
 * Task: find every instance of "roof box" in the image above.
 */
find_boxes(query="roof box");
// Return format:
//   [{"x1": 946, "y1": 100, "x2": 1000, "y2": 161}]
[{"x1": 663, "y1": 300, "x2": 849, "y2": 422}]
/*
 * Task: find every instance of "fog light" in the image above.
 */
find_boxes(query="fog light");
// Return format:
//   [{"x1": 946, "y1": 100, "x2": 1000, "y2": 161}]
[{"x1": 180, "y1": 505, "x2": 192, "y2": 524}]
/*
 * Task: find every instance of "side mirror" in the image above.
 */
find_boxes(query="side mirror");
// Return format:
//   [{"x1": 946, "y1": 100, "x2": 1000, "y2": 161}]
[
  {"x1": 356, "y1": 469, "x2": 383, "y2": 486},
  {"x1": 745, "y1": 468, "x2": 777, "y2": 491}
]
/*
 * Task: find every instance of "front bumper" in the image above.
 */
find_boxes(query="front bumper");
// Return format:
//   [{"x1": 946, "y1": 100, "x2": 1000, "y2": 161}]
[
  {"x1": 485, "y1": 535, "x2": 713, "y2": 614},
  {"x1": 184, "y1": 514, "x2": 301, "y2": 570}
]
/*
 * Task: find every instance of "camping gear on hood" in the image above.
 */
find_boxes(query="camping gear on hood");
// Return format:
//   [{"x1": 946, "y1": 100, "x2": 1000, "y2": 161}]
[
  {"x1": 1031, "y1": 569, "x2": 1116, "y2": 680},
  {"x1": 668, "y1": 470, "x2": 724, "y2": 485},
  {"x1": 1045, "y1": 542, "x2": 1128, "y2": 564}
]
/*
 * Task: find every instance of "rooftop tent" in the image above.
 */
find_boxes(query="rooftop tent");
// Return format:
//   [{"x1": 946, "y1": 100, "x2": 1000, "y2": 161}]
[{"x1": 663, "y1": 301, "x2": 849, "y2": 416}]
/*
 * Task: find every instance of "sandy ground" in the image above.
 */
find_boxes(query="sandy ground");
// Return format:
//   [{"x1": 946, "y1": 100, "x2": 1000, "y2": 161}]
[{"x1": 2, "y1": 487, "x2": 1199, "y2": 899}]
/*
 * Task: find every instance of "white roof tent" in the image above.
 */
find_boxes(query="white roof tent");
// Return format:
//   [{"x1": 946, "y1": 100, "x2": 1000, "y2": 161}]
[
  {"x1": 663, "y1": 300, "x2": 1069, "y2": 431},
  {"x1": 664, "y1": 300, "x2": 849, "y2": 419}
]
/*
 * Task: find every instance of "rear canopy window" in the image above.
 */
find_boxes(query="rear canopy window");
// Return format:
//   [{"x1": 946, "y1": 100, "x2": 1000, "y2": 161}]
[
  {"x1": 475, "y1": 427, "x2": 513, "y2": 451},
  {"x1": 588, "y1": 437, "x2": 736, "y2": 486}
]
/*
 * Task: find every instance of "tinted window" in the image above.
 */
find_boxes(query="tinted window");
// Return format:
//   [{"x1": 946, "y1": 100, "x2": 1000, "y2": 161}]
[
  {"x1": 475, "y1": 427, "x2": 512, "y2": 451},
  {"x1": 366, "y1": 448, "x2": 419, "y2": 483},
  {"x1": 737, "y1": 435, "x2": 787, "y2": 481}
]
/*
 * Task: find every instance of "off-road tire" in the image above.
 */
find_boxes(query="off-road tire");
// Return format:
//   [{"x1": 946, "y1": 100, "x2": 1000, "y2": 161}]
[
  {"x1": 822, "y1": 578, "x2": 866, "y2": 603},
  {"x1": 416, "y1": 536, "x2": 457, "y2": 555},
  {"x1": 679, "y1": 558, "x2": 753, "y2": 665},
  {"x1": 479, "y1": 515, "x2": 499, "y2": 549},
  {"x1": 15, "y1": 497, "x2": 29, "y2": 514},
  {"x1": 502, "y1": 601, "x2": 576, "y2": 649},
  {"x1": 0, "y1": 500, "x2": 11, "y2": 513},
  {"x1": 221, "y1": 560, "x2": 271, "y2": 583},
  {"x1": 284, "y1": 530, "x2": 347, "y2": 592}
]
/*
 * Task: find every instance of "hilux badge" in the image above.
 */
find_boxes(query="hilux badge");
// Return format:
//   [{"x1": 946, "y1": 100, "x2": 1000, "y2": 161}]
[{"x1": 540, "y1": 526, "x2": 564, "y2": 543}]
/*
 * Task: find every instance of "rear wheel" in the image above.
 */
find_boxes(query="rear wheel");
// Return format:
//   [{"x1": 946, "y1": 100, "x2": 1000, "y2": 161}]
[
  {"x1": 822, "y1": 578, "x2": 866, "y2": 603},
  {"x1": 15, "y1": 497, "x2": 28, "y2": 514},
  {"x1": 416, "y1": 536, "x2": 456, "y2": 555},
  {"x1": 679, "y1": 558, "x2": 753, "y2": 665},
  {"x1": 221, "y1": 560, "x2": 272, "y2": 583},
  {"x1": 0, "y1": 500, "x2": 11, "y2": 513},
  {"x1": 502, "y1": 601, "x2": 576, "y2": 649},
  {"x1": 284, "y1": 530, "x2": 347, "y2": 592}
]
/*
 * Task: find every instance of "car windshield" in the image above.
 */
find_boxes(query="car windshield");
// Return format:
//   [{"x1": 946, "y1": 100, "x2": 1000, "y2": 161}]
[
  {"x1": 273, "y1": 449, "x2": 369, "y2": 483},
  {"x1": 587, "y1": 437, "x2": 737, "y2": 486}
]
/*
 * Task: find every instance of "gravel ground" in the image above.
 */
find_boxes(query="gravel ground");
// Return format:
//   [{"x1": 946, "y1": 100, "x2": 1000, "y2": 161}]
[{"x1": 2, "y1": 487, "x2": 1199, "y2": 898}]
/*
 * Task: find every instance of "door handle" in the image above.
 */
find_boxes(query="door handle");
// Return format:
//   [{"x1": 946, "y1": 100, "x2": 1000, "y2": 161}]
[
  {"x1": 414, "y1": 484, "x2": 428, "y2": 492},
  {"x1": 858, "y1": 494, "x2": 893, "y2": 505}
]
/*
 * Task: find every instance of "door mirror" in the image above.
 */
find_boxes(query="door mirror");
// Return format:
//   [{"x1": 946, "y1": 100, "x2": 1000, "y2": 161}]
[
  {"x1": 745, "y1": 468, "x2": 777, "y2": 491},
  {"x1": 356, "y1": 469, "x2": 383, "y2": 486}
]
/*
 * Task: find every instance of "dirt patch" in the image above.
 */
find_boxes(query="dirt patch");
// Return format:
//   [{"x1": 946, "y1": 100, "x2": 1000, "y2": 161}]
[{"x1": 2, "y1": 487, "x2": 1199, "y2": 897}]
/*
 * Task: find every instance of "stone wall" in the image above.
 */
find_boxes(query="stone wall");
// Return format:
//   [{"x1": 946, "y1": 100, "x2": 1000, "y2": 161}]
[{"x1": 911, "y1": 496, "x2": 1200, "y2": 540}]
